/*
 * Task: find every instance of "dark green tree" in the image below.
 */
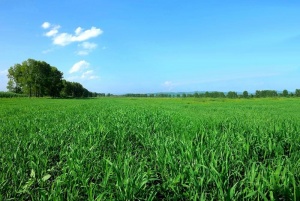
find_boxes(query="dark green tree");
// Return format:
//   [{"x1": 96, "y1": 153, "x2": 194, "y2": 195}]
[
  {"x1": 243, "y1": 91, "x2": 249, "y2": 98},
  {"x1": 7, "y1": 59, "x2": 63, "y2": 97},
  {"x1": 295, "y1": 89, "x2": 300, "y2": 97},
  {"x1": 227, "y1": 91, "x2": 238, "y2": 98},
  {"x1": 6, "y1": 59, "x2": 92, "y2": 98},
  {"x1": 282, "y1": 89, "x2": 289, "y2": 97},
  {"x1": 47, "y1": 67, "x2": 63, "y2": 97}
]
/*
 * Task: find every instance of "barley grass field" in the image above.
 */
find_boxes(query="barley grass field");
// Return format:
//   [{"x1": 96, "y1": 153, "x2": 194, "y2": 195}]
[{"x1": 1, "y1": 97, "x2": 300, "y2": 200}]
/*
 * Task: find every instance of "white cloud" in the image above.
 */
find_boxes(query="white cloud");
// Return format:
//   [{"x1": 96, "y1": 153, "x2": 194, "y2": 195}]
[
  {"x1": 45, "y1": 25, "x2": 60, "y2": 37},
  {"x1": 67, "y1": 71, "x2": 99, "y2": 81},
  {"x1": 77, "y1": 50, "x2": 89, "y2": 56},
  {"x1": 69, "y1": 60, "x2": 90, "y2": 74},
  {"x1": 42, "y1": 22, "x2": 50, "y2": 29},
  {"x1": 77, "y1": 42, "x2": 98, "y2": 55},
  {"x1": 53, "y1": 33, "x2": 72, "y2": 46},
  {"x1": 42, "y1": 22, "x2": 103, "y2": 57},
  {"x1": 81, "y1": 70, "x2": 93, "y2": 77},
  {"x1": 88, "y1": 75, "x2": 99, "y2": 80},
  {"x1": 53, "y1": 26, "x2": 103, "y2": 46},
  {"x1": 75, "y1": 27, "x2": 83, "y2": 35},
  {"x1": 81, "y1": 42, "x2": 97, "y2": 49},
  {"x1": 74, "y1": 27, "x2": 102, "y2": 41},
  {"x1": 81, "y1": 70, "x2": 99, "y2": 80},
  {"x1": 68, "y1": 61, "x2": 99, "y2": 81},
  {"x1": 45, "y1": 29, "x2": 58, "y2": 37}
]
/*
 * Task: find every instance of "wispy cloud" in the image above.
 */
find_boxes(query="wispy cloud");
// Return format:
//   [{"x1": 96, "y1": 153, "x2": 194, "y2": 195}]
[
  {"x1": 67, "y1": 72, "x2": 99, "y2": 81},
  {"x1": 45, "y1": 25, "x2": 60, "y2": 37},
  {"x1": 42, "y1": 48, "x2": 54, "y2": 54},
  {"x1": 163, "y1": 81, "x2": 176, "y2": 91},
  {"x1": 81, "y1": 41, "x2": 97, "y2": 49},
  {"x1": 77, "y1": 51, "x2": 89, "y2": 56},
  {"x1": 81, "y1": 70, "x2": 99, "y2": 80},
  {"x1": 68, "y1": 61, "x2": 99, "y2": 81},
  {"x1": 42, "y1": 22, "x2": 103, "y2": 46},
  {"x1": 77, "y1": 42, "x2": 97, "y2": 55},
  {"x1": 69, "y1": 60, "x2": 90, "y2": 74}
]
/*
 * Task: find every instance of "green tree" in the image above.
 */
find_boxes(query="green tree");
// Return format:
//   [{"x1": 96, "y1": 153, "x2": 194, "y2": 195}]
[
  {"x1": 7, "y1": 63, "x2": 24, "y2": 94},
  {"x1": 256, "y1": 90, "x2": 277, "y2": 98},
  {"x1": 7, "y1": 59, "x2": 63, "y2": 97},
  {"x1": 255, "y1": 90, "x2": 261, "y2": 98},
  {"x1": 21, "y1": 59, "x2": 36, "y2": 97},
  {"x1": 60, "y1": 80, "x2": 72, "y2": 97},
  {"x1": 6, "y1": 59, "x2": 91, "y2": 98},
  {"x1": 243, "y1": 91, "x2": 249, "y2": 98},
  {"x1": 282, "y1": 89, "x2": 289, "y2": 97},
  {"x1": 295, "y1": 89, "x2": 300, "y2": 97},
  {"x1": 227, "y1": 91, "x2": 238, "y2": 98},
  {"x1": 47, "y1": 67, "x2": 63, "y2": 97}
]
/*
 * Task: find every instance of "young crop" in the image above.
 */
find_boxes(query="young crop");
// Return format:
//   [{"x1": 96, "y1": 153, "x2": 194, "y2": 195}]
[{"x1": 0, "y1": 97, "x2": 299, "y2": 200}]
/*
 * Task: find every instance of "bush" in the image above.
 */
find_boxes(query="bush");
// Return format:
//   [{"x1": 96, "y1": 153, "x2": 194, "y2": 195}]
[{"x1": 0, "y1": 92, "x2": 27, "y2": 98}]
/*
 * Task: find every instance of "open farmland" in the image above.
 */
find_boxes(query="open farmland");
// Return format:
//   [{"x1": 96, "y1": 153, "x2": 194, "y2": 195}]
[{"x1": 1, "y1": 98, "x2": 300, "y2": 200}]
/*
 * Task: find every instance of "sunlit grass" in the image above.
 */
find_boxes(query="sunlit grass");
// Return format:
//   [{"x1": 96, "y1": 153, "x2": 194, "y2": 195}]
[{"x1": 1, "y1": 97, "x2": 300, "y2": 200}]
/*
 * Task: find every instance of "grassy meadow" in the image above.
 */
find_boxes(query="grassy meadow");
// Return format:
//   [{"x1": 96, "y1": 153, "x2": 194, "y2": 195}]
[{"x1": 1, "y1": 97, "x2": 300, "y2": 200}]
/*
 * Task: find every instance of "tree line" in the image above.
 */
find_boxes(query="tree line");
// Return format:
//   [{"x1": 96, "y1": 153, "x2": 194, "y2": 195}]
[
  {"x1": 6, "y1": 59, "x2": 299, "y2": 99},
  {"x1": 123, "y1": 89, "x2": 300, "y2": 98},
  {"x1": 6, "y1": 59, "x2": 98, "y2": 98}
]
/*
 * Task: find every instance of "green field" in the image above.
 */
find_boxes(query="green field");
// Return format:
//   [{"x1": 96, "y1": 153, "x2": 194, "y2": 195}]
[{"x1": 1, "y1": 98, "x2": 300, "y2": 200}]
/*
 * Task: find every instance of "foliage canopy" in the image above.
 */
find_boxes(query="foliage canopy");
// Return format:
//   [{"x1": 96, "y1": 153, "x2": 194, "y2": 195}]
[{"x1": 7, "y1": 59, "x2": 93, "y2": 98}]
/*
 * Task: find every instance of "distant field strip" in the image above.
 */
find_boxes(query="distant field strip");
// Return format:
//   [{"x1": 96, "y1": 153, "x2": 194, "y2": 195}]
[{"x1": 1, "y1": 98, "x2": 300, "y2": 200}]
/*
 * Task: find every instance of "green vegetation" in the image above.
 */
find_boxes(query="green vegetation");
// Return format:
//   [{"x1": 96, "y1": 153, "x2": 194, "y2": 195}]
[
  {"x1": 0, "y1": 91, "x2": 28, "y2": 98},
  {"x1": 5, "y1": 58, "x2": 300, "y2": 99},
  {"x1": 1, "y1": 98, "x2": 300, "y2": 200},
  {"x1": 123, "y1": 89, "x2": 300, "y2": 98},
  {"x1": 7, "y1": 58, "x2": 96, "y2": 98}
]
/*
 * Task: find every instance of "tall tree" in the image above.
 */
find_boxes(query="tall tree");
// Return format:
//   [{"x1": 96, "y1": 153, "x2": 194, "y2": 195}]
[
  {"x1": 7, "y1": 59, "x2": 63, "y2": 97},
  {"x1": 227, "y1": 91, "x2": 238, "y2": 98},
  {"x1": 282, "y1": 89, "x2": 289, "y2": 97},
  {"x1": 243, "y1": 91, "x2": 249, "y2": 98},
  {"x1": 7, "y1": 64, "x2": 23, "y2": 93},
  {"x1": 295, "y1": 89, "x2": 300, "y2": 97},
  {"x1": 47, "y1": 67, "x2": 63, "y2": 97},
  {"x1": 21, "y1": 59, "x2": 36, "y2": 97}
]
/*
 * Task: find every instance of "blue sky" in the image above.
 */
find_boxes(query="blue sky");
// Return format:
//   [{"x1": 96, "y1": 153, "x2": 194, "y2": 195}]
[{"x1": 0, "y1": 0, "x2": 299, "y2": 94}]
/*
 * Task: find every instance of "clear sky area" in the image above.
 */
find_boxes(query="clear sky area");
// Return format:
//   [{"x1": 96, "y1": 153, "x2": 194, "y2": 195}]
[{"x1": 0, "y1": 0, "x2": 299, "y2": 94}]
